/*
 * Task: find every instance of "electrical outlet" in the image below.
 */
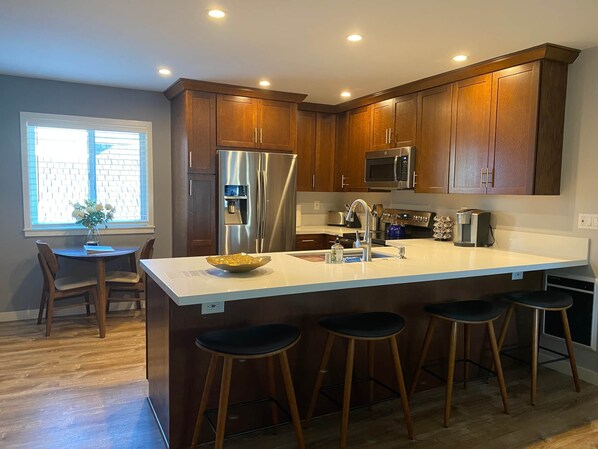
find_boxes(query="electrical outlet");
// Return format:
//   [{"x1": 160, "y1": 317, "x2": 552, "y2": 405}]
[
  {"x1": 202, "y1": 301, "x2": 225, "y2": 314},
  {"x1": 314, "y1": 200, "x2": 320, "y2": 211},
  {"x1": 512, "y1": 272, "x2": 523, "y2": 280},
  {"x1": 578, "y1": 213, "x2": 598, "y2": 230}
]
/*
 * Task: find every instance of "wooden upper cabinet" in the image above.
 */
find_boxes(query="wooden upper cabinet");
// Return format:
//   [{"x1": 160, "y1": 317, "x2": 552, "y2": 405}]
[
  {"x1": 334, "y1": 112, "x2": 349, "y2": 191},
  {"x1": 371, "y1": 99, "x2": 395, "y2": 150},
  {"x1": 259, "y1": 100, "x2": 297, "y2": 151},
  {"x1": 296, "y1": 111, "x2": 336, "y2": 191},
  {"x1": 217, "y1": 95, "x2": 297, "y2": 151},
  {"x1": 487, "y1": 62, "x2": 540, "y2": 195},
  {"x1": 393, "y1": 93, "x2": 417, "y2": 147},
  {"x1": 449, "y1": 74, "x2": 492, "y2": 194},
  {"x1": 314, "y1": 113, "x2": 336, "y2": 192},
  {"x1": 296, "y1": 111, "x2": 316, "y2": 191},
  {"x1": 345, "y1": 106, "x2": 371, "y2": 191},
  {"x1": 416, "y1": 84, "x2": 453, "y2": 193},
  {"x1": 187, "y1": 91, "x2": 216, "y2": 173},
  {"x1": 188, "y1": 174, "x2": 216, "y2": 256},
  {"x1": 216, "y1": 95, "x2": 258, "y2": 148}
]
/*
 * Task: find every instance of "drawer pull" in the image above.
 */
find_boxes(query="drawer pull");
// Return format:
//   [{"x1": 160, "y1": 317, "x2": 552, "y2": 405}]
[{"x1": 300, "y1": 239, "x2": 315, "y2": 243}]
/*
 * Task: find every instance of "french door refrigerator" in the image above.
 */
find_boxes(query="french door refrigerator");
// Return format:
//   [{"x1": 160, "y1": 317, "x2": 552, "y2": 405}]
[{"x1": 218, "y1": 150, "x2": 297, "y2": 255}]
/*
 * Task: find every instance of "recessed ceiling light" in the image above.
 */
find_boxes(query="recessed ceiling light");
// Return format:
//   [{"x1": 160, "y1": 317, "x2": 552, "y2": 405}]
[
  {"x1": 347, "y1": 34, "x2": 363, "y2": 42},
  {"x1": 207, "y1": 9, "x2": 226, "y2": 18},
  {"x1": 259, "y1": 80, "x2": 271, "y2": 87},
  {"x1": 158, "y1": 68, "x2": 172, "y2": 76},
  {"x1": 340, "y1": 91, "x2": 351, "y2": 98},
  {"x1": 453, "y1": 54, "x2": 468, "y2": 62}
]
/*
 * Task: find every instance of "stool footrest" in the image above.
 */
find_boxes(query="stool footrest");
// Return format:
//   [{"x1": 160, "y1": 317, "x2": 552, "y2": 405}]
[
  {"x1": 500, "y1": 345, "x2": 571, "y2": 366},
  {"x1": 422, "y1": 358, "x2": 497, "y2": 384},
  {"x1": 318, "y1": 376, "x2": 401, "y2": 410}
]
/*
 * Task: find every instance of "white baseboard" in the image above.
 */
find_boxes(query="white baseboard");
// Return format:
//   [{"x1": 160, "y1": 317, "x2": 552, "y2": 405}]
[
  {"x1": 539, "y1": 352, "x2": 598, "y2": 386},
  {"x1": 0, "y1": 301, "x2": 143, "y2": 323}
]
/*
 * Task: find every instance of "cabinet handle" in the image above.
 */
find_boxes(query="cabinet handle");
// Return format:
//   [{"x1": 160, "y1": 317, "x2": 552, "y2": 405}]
[
  {"x1": 413, "y1": 171, "x2": 417, "y2": 187},
  {"x1": 189, "y1": 180, "x2": 193, "y2": 196},
  {"x1": 389, "y1": 128, "x2": 393, "y2": 144},
  {"x1": 254, "y1": 128, "x2": 258, "y2": 143},
  {"x1": 341, "y1": 174, "x2": 349, "y2": 188},
  {"x1": 312, "y1": 174, "x2": 316, "y2": 190},
  {"x1": 189, "y1": 151, "x2": 192, "y2": 168},
  {"x1": 487, "y1": 168, "x2": 494, "y2": 187},
  {"x1": 301, "y1": 239, "x2": 315, "y2": 243},
  {"x1": 385, "y1": 128, "x2": 389, "y2": 144},
  {"x1": 480, "y1": 168, "x2": 486, "y2": 187},
  {"x1": 259, "y1": 128, "x2": 263, "y2": 144}
]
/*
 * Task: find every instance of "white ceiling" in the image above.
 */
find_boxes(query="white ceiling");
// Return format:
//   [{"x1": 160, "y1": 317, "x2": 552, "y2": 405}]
[{"x1": 2, "y1": 0, "x2": 598, "y2": 104}]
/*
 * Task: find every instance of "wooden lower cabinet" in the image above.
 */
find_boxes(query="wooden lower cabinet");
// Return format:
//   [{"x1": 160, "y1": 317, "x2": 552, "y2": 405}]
[
  {"x1": 187, "y1": 174, "x2": 216, "y2": 256},
  {"x1": 295, "y1": 234, "x2": 326, "y2": 251}
]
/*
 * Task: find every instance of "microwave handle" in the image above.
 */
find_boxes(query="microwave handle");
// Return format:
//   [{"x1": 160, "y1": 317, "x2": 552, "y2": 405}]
[{"x1": 393, "y1": 156, "x2": 399, "y2": 183}]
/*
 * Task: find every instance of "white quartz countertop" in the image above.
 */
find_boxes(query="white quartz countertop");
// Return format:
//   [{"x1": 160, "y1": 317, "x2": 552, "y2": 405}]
[{"x1": 141, "y1": 238, "x2": 588, "y2": 307}]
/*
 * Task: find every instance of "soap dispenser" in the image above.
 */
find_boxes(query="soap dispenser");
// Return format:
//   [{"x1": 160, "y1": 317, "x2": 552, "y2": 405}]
[{"x1": 331, "y1": 237, "x2": 344, "y2": 263}]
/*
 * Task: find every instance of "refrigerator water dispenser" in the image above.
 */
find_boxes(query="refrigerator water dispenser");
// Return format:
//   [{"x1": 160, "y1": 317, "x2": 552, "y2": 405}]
[{"x1": 223, "y1": 185, "x2": 247, "y2": 225}]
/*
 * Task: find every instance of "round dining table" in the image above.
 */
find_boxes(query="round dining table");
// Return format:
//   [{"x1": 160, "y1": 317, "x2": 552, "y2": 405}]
[{"x1": 53, "y1": 246, "x2": 139, "y2": 338}]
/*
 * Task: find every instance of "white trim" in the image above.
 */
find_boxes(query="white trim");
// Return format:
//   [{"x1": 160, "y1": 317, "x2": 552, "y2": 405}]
[
  {"x1": 23, "y1": 225, "x2": 155, "y2": 238},
  {"x1": 0, "y1": 302, "x2": 144, "y2": 323},
  {"x1": 19, "y1": 111, "x2": 154, "y2": 232}
]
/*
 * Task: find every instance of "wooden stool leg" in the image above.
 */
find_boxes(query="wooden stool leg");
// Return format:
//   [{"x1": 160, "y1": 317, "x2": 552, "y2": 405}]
[
  {"x1": 487, "y1": 322, "x2": 509, "y2": 414},
  {"x1": 444, "y1": 321, "x2": 458, "y2": 427},
  {"x1": 37, "y1": 292, "x2": 46, "y2": 325},
  {"x1": 135, "y1": 290, "x2": 141, "y2": 310},
  {"x1": 389, "y1": 336, "x2": 414, "y2": 440},
  {"x1": 340, "y1": 338, "x2": 356, "y2": 449},
  {"x1": 368, "y1": 340, "x2": 375, "y2": 409},
  {"x1": 497, "y1": 304, "x2": 515, "y2": 351},
  {"x1": 531, "y1": 308, "x2": 540, "y2": 406},
  {"x1": 409, "y1": 316, "x2": 437, "y2": 400},
  {"x1": 279, "y1": 351, "x2": 306, "y2": 449},
  {"x1": 214, "y1": 357, "x2": 233, "y2": 449},
  {"x1": 191, "y1": 354, "x2": 219, "y2": 448},
  {"x1": 85, "y1": 292, "x2": 91, "y2": 316},
  {"x1": 305, "y1": 333, "x2": 335, "y2": 426},
  {"x1": 267, "y1": 356, "x2": 279, "y2": 427},
  {"x1": 561, "y1": 309, "x2": 581, "y2": 393},
  {"x1": 463, "y1": 323, "x2": 471, "y2": 389}
]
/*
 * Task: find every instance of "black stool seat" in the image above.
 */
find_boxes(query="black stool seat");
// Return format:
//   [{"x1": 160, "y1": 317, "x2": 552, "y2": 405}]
[
  {"x1": 424, "y1": 300, "x2": 502, "y2": 323},
  {"x1": 319, "y1": 312, "x2": 406, "y2": 338},
  {"x1": 195, "y1": 323, "x2": 300, "y2": 356},
  {"x1": 503, "y1": 290, "x2": 573, "y2": 309}
]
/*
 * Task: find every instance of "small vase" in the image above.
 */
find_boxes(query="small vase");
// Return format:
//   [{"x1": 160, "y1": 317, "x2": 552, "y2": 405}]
[{"x1": 85, "y1": 227, "x2": 101, "y2": 246}]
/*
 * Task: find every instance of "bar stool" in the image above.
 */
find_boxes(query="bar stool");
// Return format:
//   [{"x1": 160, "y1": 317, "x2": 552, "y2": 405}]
[
  {"x1": 304, "y1": 312, "x2": 413, "y2": 448},
  {"x1": 191, "y1": 323, "x2": 305, "y2": 449},
  {"x1": 497, "y1": 290, "x2": 581, "y2": 405},
  {"x1": 409, "y1": 300, "x2": 509, "y2": 427}
]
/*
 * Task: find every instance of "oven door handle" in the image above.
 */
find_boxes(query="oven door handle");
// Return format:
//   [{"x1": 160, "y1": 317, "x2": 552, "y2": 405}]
[{"x1": 393, "y1": 156, "x2": 399, "y2": 183}]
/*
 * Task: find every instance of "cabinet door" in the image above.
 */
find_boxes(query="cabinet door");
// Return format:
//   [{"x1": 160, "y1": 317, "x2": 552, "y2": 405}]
[
  {"x1": 188, "y1": 174, "x2": 217, "y2": 256},
  {"x1": 315, "y1": 113, "x2": 336, "y2": 192},
  {"x1": 216, "y1": 95, "x2": 258, "y2": 148},
  {"x1": 487, "y1": 62, "x2": 540, "y2": 195},
  {"x1": 296, "y1": 111, "x2": 316, "y2": 191},
  {"x1": 393, "y1": 93, "x2": 417, "y2": 147},
  {"x1": 345, "y1": 106, "x2": 371, "y2": 191},
  {"x1": 187, "y1": 91, "x2": 216, "y2": 173},
  {"x1": 295, "y1": 234, "x2": 325, "y2": 251},
  {"x1": 416, "y1": 84, "x2": 452, "y2": 193},
  {"x1": 259, "y1": 100, "x2": 297, "y2": 151},
  {"x1": 449, "y1": 75, "x2": 492, "y2": 194},
  {"x1": 370, "y1": 99, "x2": 394, "y2": 150},
  {"x1": 334, "y1": 112, "x2": 349, "y2": 191}
]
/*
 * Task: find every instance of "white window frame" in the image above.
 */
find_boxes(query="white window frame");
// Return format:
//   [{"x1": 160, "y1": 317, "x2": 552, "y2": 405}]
[{"x1": 20, "y1": 112, "x2": 155, "y2": 237}]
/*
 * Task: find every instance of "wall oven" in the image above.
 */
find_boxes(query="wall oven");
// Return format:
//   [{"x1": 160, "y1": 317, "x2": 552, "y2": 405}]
[{"x1": 364, "y1": 146, "x2": 415, "y2": 190}]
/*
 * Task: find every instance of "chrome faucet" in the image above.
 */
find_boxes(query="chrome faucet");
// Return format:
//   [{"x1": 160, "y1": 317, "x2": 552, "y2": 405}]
[{"x1": 345, "y1": 199, "x2": 372, "y2": 262}]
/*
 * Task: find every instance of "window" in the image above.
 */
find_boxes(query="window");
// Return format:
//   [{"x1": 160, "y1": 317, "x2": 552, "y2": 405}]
[{"x1": 20, "y1": 112, "x2": 153, "y2": 236}]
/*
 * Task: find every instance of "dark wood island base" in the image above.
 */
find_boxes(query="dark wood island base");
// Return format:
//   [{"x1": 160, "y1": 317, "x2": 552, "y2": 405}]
[{"x1": 146, "y1": 272, "x2": 542, "y2": 449}]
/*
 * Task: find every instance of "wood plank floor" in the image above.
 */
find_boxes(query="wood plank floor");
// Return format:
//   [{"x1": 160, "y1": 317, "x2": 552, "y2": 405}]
[{"x1": 1, "y1": 312, "x2": 598, "y2": 448}]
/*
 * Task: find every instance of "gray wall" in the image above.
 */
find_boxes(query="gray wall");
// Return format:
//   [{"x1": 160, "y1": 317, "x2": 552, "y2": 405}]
[{"x1": 0, "y1": 74, "x2": 171, "y2": 315}]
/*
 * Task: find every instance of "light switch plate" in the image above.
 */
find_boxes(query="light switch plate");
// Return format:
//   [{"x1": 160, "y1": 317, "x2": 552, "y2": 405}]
[
  {"x1": 578, "y1": 213, "x2": 598, "y2": 230},
  {"x1": 314, "y1": 200, "x2": 320, "y2": 211},
  {"x1": 202, "y1": 302, "x2": 225, "y2": 314}
]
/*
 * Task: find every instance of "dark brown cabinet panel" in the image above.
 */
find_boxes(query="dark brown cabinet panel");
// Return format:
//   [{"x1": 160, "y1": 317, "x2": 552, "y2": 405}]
[
  {"x1": 393, "y1": 93, "x2": 418, "y2": 147},
  {"x1": 345, "y1": 106, "x2": 371, "y2": 191},
  {"x1": 188, "y1": 175, "x2": 216, "y2": 257},
  {"x1": 295, "y1": 234, "x2": 326, "y2": 251},
  {"x1": 259, "y1": 100, "x2": 297, "y2": 151},
  {"x1": 296, "y1": 111, "x2": 316, "y2": 191},
  {"x1": 187, "y1": 92, "x2": 216, "y2": 173},
  {"x1": 315, "y1": 113, "x2": 336, "y2": 191},
  {"x1": 297, "y1": 111, "x2": 336, "y2": 191},
  {"x1": 334, "y1": 112, "x2": 349, "y2": 191},
  {"x1": 449, "y1": 74, "x2": 492, "y2": 194},
  {"x1": 216, "y1": 95, "x2": 258, "y2": 148},
  {"x1": 371, "y1": 99, "x2": 394, "y2": 150},
  {"x1": 487, "y1": 62, "x2": 540, "y2": 195},
  {"x1": 416, "y1": 84, "x2": 453, "y2": 193}
]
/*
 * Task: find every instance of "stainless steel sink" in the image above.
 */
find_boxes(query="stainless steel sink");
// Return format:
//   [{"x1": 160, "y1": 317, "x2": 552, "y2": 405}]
[{"x1": 289, "y1": 249, "x2": 392, "y2": 262}]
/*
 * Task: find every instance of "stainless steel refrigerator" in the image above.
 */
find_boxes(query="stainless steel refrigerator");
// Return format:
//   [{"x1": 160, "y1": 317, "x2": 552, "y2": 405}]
[{"x1": 218, "y1": 150, "x2": 297, "y2": 255}]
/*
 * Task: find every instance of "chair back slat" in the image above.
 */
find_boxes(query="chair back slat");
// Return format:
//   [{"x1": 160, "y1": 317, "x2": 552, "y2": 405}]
[
  {"x1": 36, "y1": 240, "x2": 60, "y2": 277},
  {"x1": 37, "y1": 253, "x2": 51, "y2": 291},
  {"x1": 140, "y1": 238, "x2": 155, "y2": 260}
]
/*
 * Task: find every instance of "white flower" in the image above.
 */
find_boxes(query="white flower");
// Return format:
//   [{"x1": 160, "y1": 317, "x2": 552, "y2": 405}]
[
  {"x1": 105, "y1": 203, "x2": 113, "y2": 211},
  {"x1": 95, "y1": 203, "x2": 103, "y2": 211},
  {"x1": 85, "y1": 206, "x2": 94, "y2": 214},
  {"x1": 71, "y1": 211, "x2": 79, "y2": 218}
]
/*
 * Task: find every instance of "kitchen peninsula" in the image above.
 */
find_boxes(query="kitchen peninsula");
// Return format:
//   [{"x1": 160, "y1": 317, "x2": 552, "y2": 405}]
[{"x1": 142, "y1": 233, "x2": 588, "y2": 448}]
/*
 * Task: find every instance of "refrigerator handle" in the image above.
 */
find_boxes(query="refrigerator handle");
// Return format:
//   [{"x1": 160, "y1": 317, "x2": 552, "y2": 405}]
[
  {"x1": 256, "y1": 168, "x2": 262, "y2": 253},
  {"x1": 260, "y1": 168, "x2": 267, "y2": 253}
]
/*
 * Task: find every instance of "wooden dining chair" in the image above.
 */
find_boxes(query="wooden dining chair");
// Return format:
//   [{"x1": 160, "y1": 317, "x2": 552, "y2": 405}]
[
  {"x1": 105, "y1": 238, "x2": 155, "y2": 313},
  {"x1": 36, "y1": 240, "x2": 100, "y2": 337}
]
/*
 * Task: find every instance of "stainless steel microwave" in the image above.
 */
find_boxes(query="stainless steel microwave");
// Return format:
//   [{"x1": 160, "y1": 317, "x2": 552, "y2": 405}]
[{"x1": 364, "y1": 147, "x2": 415, "y2": 190}]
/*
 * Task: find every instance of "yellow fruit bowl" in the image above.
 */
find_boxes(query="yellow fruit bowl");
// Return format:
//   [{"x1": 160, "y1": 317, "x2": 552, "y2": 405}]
[{"x1": 206, "y1": 253, "x2": 272, "y2": 273}]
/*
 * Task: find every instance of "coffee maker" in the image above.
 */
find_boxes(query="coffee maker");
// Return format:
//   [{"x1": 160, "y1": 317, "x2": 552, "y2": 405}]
[{"x1": 454, "y1": 209, "x2": 491, "y2": 247}]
